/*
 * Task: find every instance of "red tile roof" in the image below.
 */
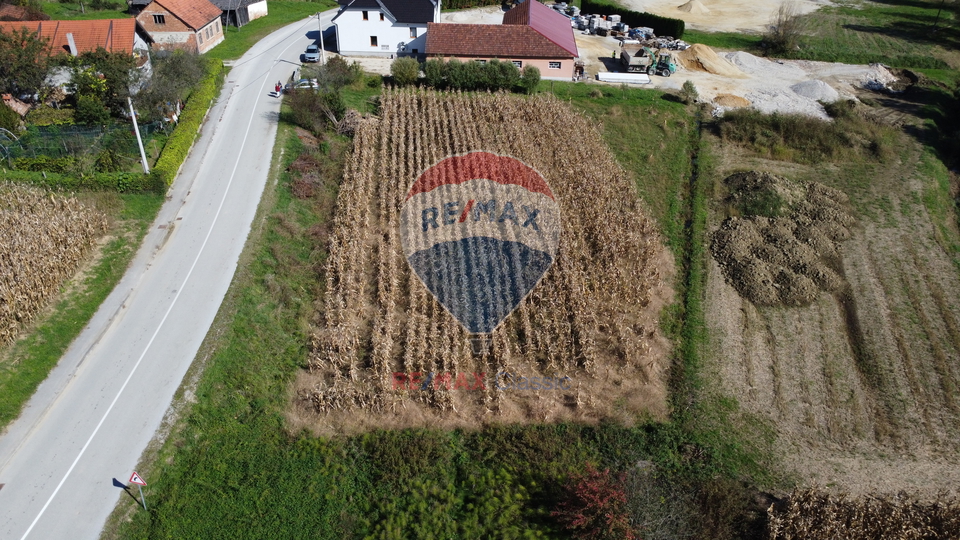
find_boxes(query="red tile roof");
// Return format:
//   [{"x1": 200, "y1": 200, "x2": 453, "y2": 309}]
[
  {"x1": 425, "y1": 22, "x2": 574, "y2": 59},
  {"x1": 0, "y1": 19, "x2": 138, "y2": 56},
  {"x1": 153, "y1": 0, "x2": 221, "y2": 30},
  {"x1": 503, "y1": 0, "x2": 577, "y2": 57}
]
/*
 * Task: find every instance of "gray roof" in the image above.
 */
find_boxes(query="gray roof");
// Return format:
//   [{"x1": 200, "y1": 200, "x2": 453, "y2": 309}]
[
  {"x1": 333, "y1": 0, "x2": 436, "y2": 24},
  {"x1": 207, "y1": 0, "x2": 265, "y2": 8}
]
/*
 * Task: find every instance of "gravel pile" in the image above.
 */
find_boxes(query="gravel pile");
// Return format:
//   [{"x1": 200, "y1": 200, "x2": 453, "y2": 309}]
[
  {"x1": 711, "y1": 172, "x2": 856, "y2": 306},
  {"x1": 790, "y1": 79, "x2": 840, "y2": 102},
  {"x1": 744, "y1": 88, "x2": 831, "y2": 119},
  {"x1": 725, "y1": 51, "x2": 806, "y2": 79}
]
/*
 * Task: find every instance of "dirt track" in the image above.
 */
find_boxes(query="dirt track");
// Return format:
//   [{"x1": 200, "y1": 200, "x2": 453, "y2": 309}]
[{"x1": 705, "y1": 142, "x2": 960, "y2": 497}]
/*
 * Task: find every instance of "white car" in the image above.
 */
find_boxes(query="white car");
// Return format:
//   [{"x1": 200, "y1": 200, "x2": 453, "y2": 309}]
[
  {"x1": 303, "y1": 44, "x2": 321, "y2": 63},
  {"x1": 285, "y1": 79, "x2": 319, "y2": 91}
]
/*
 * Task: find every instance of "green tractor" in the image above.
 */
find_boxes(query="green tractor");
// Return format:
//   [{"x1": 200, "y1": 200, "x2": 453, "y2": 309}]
[{"x1": 653, "y1": 52, "x2": 676, "y2": 77}]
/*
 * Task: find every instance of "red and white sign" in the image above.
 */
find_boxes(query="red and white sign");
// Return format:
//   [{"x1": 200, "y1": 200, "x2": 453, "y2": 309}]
[{"x1": 128, "y1": 471, "x2": 147, "y2": 486}]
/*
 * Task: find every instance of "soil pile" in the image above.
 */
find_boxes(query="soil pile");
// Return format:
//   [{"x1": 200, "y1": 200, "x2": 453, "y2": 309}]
[
  {"x1": 677, "y1": 0, "x2": 710, "y2": 14},
  {"x1": 676, "y1": 44, "x2": 748, "y2": 78},
  {"x1": 711, "y1": 171, "x2": 855, "y2": 306},
  {"x1": 790, "y1": 79, "x2": 840, "y2": 102},
  {"x1": 714, "y1": 94, "x2": 750, "y2": 108}
]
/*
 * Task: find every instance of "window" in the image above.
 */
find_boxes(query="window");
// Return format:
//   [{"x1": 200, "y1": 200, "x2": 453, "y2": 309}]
[
  {"x1": 512, "y1": 60, "x2": 522, "y2": 68},
  {"x1": 362, "y1": 10, "x2": 368, "y2": 20},
  {"x1": 409, "y1": 27, "x2": 417, "y2": 38},
  {"x1": 370, "y1": 36, "x2": 378, "y2": 47},
  {"x1": 379, "y1": 12, "x2": 385, "y2": 21},
  {"x1": 153, "y1": 14, "x2": 165, "y2": 24},
  {"x1": 198, "y1": 32, "x2": 204, "y2": 44},
  {"x1": 216, "y1": 21, "x2": 220, "y2": 33},
  {"x1": 475, "y1": 59, "x2": 486, "y2": 64},
  {"x1": 548, "y1": 61, "x2": 561, "y2": 69}
]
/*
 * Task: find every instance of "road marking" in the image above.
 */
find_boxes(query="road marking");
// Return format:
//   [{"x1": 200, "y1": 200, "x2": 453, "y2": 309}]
[{"x1": 18, "y1": 31, "x2": 307, "y2": 540}]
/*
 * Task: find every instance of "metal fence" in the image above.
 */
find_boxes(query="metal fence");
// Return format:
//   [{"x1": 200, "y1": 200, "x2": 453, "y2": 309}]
[{"x1": 1, "y1": 122, "x2": 169, "y2": 163}]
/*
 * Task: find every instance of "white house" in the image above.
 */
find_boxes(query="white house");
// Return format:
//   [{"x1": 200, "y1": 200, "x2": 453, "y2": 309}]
[{"x1": 332, "y1": 0, "x2": 439, "y2": 57}]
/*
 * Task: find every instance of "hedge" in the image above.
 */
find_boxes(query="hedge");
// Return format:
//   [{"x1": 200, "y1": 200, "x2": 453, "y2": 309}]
[
  {"x1": 580, "y1": 0, "x2": 685, "y2": 39},
  {"x1": 0, "y1": 169, "x2": 162, "y2": 192},
  {"x1": 148, "y1": 59, "x2": 225, "y2": 190}
]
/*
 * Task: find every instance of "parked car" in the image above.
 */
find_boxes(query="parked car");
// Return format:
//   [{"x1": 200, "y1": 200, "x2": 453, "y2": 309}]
[
  {"x1": 303, "y1": 44, "x2": 321, "y2": 63},
  {"x1": 285, "y1": 79, "x2": 319, "y2": 91}
]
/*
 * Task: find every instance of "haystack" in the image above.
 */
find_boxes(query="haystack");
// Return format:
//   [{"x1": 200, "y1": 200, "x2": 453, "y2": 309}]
[{"x1": 676, "y1": 44, "x2": 748, "y2": 78}]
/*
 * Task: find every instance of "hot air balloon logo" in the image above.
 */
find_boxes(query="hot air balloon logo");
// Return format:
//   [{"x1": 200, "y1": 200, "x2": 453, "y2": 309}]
[{"x1": 400, "y1": 152, "x2": 561, "y2": 340}]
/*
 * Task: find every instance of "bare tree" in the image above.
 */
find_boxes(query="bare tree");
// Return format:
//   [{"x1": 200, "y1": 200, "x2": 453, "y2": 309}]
[{"x1": 765, "y1": 1, "x2": 806, "y2": 54}]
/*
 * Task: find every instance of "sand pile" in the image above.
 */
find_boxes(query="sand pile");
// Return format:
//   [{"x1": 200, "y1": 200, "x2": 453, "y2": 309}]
[
  {"x1": 714, "y1": 94, "x2": 750, "y2": 108},
  {"x1": 677, "y1": 0, "x2": 710, "y2": 14},
  {"x1": 711, "y1": 172, "x2": 856, "y2": 306},
  {"x1": 677, "y1": 44, "x2": 748, "y2": 78},
  {"x1": 791, "y1": 79, "x2": 840, "y2": 102}
]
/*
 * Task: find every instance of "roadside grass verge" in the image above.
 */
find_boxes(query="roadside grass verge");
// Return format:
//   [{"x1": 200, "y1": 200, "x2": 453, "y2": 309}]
[
  {"x1": 207, "y1": 0, "x2": 339, "y2": 62},
  {"x1": 0, "y1": 191, "x2": 163, "y2": 429},
  {"x1": 784, "y1": 0, "x2": 957, "y2": 69},
  {"x1": 110, "y1": 85, "x2": 777, "y2": 539}
]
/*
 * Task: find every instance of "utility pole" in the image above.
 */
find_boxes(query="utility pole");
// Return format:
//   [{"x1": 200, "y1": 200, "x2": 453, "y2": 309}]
[
  {"x1": 318, "y1": 12, "x2": 326, "y2": 65},
  {"x1": 127, "y1": 97, "x2": 149, "y2": 174}
]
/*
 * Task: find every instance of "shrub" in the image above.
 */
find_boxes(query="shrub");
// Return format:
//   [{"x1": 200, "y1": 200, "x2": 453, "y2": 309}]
[
  {"x1": 317, "y1": 55, "x2": 361, "y2": 91},
  {"x1": 423, "y1": 58, "x2": 447, "y2": 89},
  {"x1": 25, "y1": 105, "x2": 74, "y2": 127},
  {"x1": 763, "y1": 1, "x2": 806, "y2": 54},
  {"x1": 0, "y1": 102, "x2": 20, "y2": 133},
  {"x1": 0, "y1": 170, "x2": 155, "y2": 192},
  {"x1": 552, "y1": 463, "x2": 638, "y2": 540},
  {"x1": 390, "y1": 57, "x2": 420, "y2": 87},
  {"x1": 287, "y1": 89, "x2": 344, "y2": 135},
  {"x1": 679, "y1": 80, "x2": 699, "y2": 104},
  {"x1": 75, "y1": 94, "x2": 110, "y2": 126},
  {"x1": 520, "y1": 65, "x2": 540, "y2": 94}
]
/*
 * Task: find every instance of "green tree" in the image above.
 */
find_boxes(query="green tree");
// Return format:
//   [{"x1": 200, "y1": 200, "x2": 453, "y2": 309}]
[
  {"x1": 0, "y1": 26, "x2": 50, "y2": 97},
  {"x1": 390, "y1": 56, "x2": 420, "y2": 87},
  {"x1": 0, "y1": 102, "x2": 21, "y2": 133},
  {"x1": 133, "y1": 50, "x2": 208, "y2": 122},
  {"x1": 73, "y1": 48, "x2": 137, "y2": 116},
  {"x1": 316, "y1": 55, "x2": 361, "y2": 91},
  {"x1": 423, "y1": 58, "x2": 447, "y2": 89},
  {"x1": 75, "y1": 94, "x2": 110, "y2": 125},
  {"x1": 520, "y1": 65, "x2": 540, "y2": 94}
]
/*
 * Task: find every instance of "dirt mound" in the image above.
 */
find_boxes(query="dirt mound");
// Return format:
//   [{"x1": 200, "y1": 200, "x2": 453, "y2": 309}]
[
  {"x1": 714, "y1": 94, "x2": 750, "y2": 108},
  {"x1": 677, "y1": 0, "x2": 710, "y2": 14},
  {"x1": 710, "y1": 171, "x2": 855, "y2": 306},
  {"x1": 790, "y1": 79, "x2": 839, "y2": 102},
  {"x1": 676, "y1": 44, "x2": 748, "y2": 78}
]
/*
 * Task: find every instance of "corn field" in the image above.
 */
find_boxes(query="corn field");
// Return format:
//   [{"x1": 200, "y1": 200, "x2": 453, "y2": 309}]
[
  {"x1": 0, "y1": 184, "x2": 107, "y2": 344},
  {"x1": 304, "y1": 89, "x2": 672, "y2": 425},
  {"x1": 768, "y1": 488, "x2": 960, "y2": 539}
]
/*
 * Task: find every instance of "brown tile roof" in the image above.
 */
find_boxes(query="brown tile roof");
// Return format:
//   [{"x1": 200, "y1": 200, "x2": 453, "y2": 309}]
[
  {"x1": 425, "y1": 22, "x2": 573, "y2": 59},
  {"x1": 0, "y1": 19, "x2": 138, "y2": 56},
  {"x1": 153, "y1": 0, "x2": 221, "y2": 30}
]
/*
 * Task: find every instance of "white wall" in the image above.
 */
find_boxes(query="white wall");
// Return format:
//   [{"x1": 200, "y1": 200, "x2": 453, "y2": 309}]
[
  {"x1": 335, "y1": 10, "x2": 429, "y2": 57},
  {"x1": 247, "y1": 0, "x2": 268, "y2": 21}
]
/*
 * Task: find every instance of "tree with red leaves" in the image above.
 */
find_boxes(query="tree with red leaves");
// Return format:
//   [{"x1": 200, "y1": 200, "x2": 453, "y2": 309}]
[{"x1": 552, "y1": 463, "x2": 639, "y2": 540}]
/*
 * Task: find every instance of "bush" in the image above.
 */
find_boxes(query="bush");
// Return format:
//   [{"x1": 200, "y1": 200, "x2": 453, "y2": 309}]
[
  {"x1": 423, "y1": 58, "x2": 447, "y2": 89},
  {"x1": 390, "y1": 56, "x2": 420, "y2": 87},
  {"x1": 581, "y1": 0, "x2": 685, "y2": 38},
  {"x1": 0, "y1": 169, "x2": 155, "y2": 192},
  {"x1": 287, "y1": 89, "x2": 345, "y2": 135},
  {"x1": 552, "y1": 463, "x2": 638, "y2": 540},
  {"x1": 12, "y1": 155, "x2": 75, "y2": 174},
  {"x1": 25, "y1": 105, "x2": 74, "y2": 127},
  {"x1": 75, "y1": 95, "x2": 111, "y2": 125},
  {"x1": 763, "y1": 1, "x2": 806, "y2": 54},
  {"x1": 679, "y1": 80, "x2": 699, "y2": 104},
  {"x1": 483, "y1": 60, "x2": 520, "y2": 91},
  {"x1": 520, "y1": 65, "x2": 540, "y2": 94},
  {"x1": 316, "y1": 55, "x2": 362, "y2": 91},
  {"x1": 0, "y1": 102, "x2": 20, "y2": 133}
]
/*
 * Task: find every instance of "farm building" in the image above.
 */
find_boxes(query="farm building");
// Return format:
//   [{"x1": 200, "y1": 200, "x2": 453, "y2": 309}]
[
  {"x1": 332, "y1": 0, "x2": 440, "y2": 58},
  {"x1": 133, "y1": 0, "x2": 224, "y2": 54},
  {"x1": 208, "y1": 0, "x2": 269, "y2": 28},
  {"x1": 425, "y1": 0, "x2": 578, "y2": 79}
]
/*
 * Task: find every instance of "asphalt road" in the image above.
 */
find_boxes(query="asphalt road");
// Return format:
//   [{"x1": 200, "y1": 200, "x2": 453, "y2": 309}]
[{"x1": 0, "y1": 13, "x2": 334, "y2": 539}]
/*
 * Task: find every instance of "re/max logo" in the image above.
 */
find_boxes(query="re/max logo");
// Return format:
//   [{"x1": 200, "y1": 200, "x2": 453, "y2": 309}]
[
  {"x1": 421, "y1": 200, "x2": 540, "y2": 232},
  {"x1": 495, "y1": 372, "x2": 571, "y2": 391}
]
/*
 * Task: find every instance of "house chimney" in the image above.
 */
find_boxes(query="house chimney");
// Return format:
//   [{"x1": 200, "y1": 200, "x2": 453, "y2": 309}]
[{"x1": 66, "y1": 33, "x2": 78, "y2": 56}]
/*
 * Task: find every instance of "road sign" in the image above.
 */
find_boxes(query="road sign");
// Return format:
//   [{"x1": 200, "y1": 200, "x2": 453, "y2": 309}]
[{"x1": 129, "y1": 471, "x2": 147, "y2": 486}]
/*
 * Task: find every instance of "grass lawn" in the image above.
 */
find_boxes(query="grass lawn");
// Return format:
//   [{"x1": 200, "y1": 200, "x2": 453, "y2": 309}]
[
  {"x1": 207, "y1": 1, "x2": 340, "y2": 62},
  {"x1": 42, "y1": 1, "x2": 127, "y2": 20},
  {"x1": 0, "y1": 191, "x2": 164, "y2": 429}
]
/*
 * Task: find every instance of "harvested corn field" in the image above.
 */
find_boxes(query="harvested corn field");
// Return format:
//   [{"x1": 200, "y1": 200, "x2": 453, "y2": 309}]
[
  {"x1": 295, "y1": 89, "x2": 674, "y2": 433},
  {"x1": 0, "y1": 184, "x2": 107, "y2": 344},
  {"x1": 705, "y1": 140, "x2": 960, "y2": 496}
]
